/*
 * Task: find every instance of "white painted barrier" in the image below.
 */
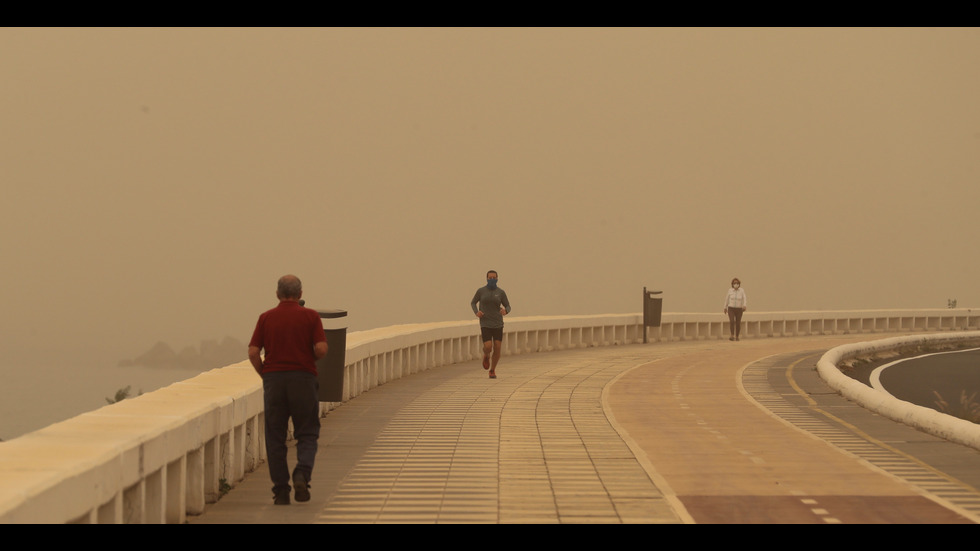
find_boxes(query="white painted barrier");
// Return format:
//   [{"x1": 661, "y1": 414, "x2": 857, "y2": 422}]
[
  {"x1": 0, "y1": 364, "x2": 263, "y2": 523},
  {"x1": 817, "y1": 330, "x2": 980, "y2": 451},
  {"x1": 1, "y1": 309, "x2": 977, "y2": 523}
]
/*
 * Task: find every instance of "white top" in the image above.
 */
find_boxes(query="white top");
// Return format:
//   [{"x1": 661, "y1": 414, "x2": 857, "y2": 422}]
[{"x1": 725, "y1": 287, "x2": 747, "y2": 309}]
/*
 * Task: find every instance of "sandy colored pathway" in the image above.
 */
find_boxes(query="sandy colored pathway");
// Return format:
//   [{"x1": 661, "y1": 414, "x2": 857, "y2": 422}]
[{"x1": 607, "y1": 335, "x2": 975, "y2": 523}]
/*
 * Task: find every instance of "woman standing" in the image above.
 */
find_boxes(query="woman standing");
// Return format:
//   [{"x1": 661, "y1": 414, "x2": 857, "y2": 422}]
[{"x1": 724, "y1": 278, "x2": 748, "y2": 341}]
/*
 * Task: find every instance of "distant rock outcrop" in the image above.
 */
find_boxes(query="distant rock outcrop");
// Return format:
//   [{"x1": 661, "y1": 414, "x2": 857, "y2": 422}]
[{"x1": 119, "y1": 336, "x2": 246, "y2": 370}]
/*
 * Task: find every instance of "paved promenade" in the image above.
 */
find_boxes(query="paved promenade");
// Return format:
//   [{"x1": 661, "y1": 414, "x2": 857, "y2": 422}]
[{"x1": 189, "y1": 334, "x2": 980, "y2": 524}]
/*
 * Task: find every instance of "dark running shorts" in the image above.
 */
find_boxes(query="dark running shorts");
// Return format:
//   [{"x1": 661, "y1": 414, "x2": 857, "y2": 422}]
[{"x1": 481, "y1": 327, "x2": 503, "y2": 343}]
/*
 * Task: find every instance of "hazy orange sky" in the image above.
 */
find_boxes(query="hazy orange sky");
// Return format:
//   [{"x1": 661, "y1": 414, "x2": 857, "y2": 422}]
[{"x1": 2, "y1": 27, "x2": 979, "y2": 371}]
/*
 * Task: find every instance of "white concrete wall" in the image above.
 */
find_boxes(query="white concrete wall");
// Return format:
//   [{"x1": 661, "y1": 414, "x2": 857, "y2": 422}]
[
  {"x1": 817, "y1": 330, "x2": 980, "y2": 451},
  {"x1": 0, "y1": 364, "x2": 264, "y2": 523},
  {"x1": 1, "y1": 308, "x2": 977, "y2": 523}
]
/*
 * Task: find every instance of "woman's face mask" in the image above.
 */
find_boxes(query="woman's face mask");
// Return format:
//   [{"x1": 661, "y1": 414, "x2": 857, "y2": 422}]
[{"x1": 487, "y1": 278, "x2": 498, "y2": 289}]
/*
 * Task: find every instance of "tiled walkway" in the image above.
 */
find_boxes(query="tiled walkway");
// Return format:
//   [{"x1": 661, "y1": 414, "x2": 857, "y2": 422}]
[
  {"x1": 189, "y1": 335, "x2": 980, "y2": 524},
  {"x1": 315, "y1": 349, "x2": 671, "y2": 523}
]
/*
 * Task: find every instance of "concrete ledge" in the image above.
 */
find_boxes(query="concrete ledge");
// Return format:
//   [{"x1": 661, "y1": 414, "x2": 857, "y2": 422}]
[
  {"x1": 0, "y1": 362, "x2": 262, "y2": 523},
  {"x1": 817, "y1": 331, "x2": 980, "y2": 451}
]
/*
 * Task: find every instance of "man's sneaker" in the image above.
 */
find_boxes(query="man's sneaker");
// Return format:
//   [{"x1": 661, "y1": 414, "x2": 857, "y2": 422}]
[
  {"x1": 293, "y1": 471, "x2": 311, "y2": 502},
  {"x1": 482, "y1": 355, "x2": 490, "y2": 370},
  {"x1": 274, "y1": 490, "x2": 291, "y2": 505}
]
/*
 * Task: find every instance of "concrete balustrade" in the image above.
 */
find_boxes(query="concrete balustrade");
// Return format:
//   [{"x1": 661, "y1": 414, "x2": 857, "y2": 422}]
[
  {"x1": 1, "y1": 308, "x2": 977, "y2": 523},
  {"x1": 0, "y1": 365, "x2": 264, "y2": 524}
]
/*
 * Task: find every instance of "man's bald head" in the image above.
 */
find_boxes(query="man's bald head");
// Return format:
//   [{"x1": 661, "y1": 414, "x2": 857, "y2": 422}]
[{"x1": 277, "y1": 275, "x2": 303, "y2": 300}]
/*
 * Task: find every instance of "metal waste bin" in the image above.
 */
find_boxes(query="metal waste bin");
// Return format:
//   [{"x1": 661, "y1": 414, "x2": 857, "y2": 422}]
[
  {"x1": 643, "y1": 288, "x2": 663, "y2": 343},
  {"x1": 315, "y1": 309, "x2": 348, "y2": 402}
]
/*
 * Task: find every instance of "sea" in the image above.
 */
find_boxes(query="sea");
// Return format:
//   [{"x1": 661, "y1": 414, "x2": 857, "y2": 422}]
[{"x1": 0, "y1": 363, "x2": 207, "y2": 441}]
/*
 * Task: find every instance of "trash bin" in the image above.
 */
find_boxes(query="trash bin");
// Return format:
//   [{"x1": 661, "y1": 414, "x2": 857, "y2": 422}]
[
  {"x1": 643, "y1": 288, "x2": 663, "y2": 343},
  {"x1": 315, "y1": 309, "x2": 348, "y2": 402}
]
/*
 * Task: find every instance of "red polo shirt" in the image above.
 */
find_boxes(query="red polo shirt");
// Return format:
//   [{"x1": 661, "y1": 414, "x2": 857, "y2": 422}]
[{"x1": 249, "y1": 300, "x2": 326, "y2": 375}]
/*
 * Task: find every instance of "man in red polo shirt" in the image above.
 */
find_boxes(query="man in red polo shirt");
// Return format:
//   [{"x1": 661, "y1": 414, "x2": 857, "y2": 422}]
[{"x1": 249, "y1": 274, "x2": 327, "y2": 505}]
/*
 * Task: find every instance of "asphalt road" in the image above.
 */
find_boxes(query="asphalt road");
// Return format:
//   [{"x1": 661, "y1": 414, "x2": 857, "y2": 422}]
[{"x1": 871, "y1": 348, "x2": 980, "y2": 420}]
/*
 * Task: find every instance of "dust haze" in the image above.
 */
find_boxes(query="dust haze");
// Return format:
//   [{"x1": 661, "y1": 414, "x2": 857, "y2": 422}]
[{"x1": 1, "y1": 28, "x2": 978, "y2": 422}]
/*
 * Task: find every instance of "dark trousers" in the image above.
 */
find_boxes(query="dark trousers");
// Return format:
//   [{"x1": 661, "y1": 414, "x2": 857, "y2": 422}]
[
  {"x1": 262, "y1": 371, "x2": 320, "y2": 494},
  {"x1": 727, "y1": 307, "x2": 744, "y2": 337}
]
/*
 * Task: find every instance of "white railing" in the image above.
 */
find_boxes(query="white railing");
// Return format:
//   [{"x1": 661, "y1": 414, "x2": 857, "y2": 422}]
[
  {"x1": 331, "y1": 308, "x2": 980, "y2": 405},
  {"x1": 1, "y1": 308, "x2": 977, "y2": 523},
  {"x1": 817, "y1": 330, "x2": 980, "y2": 451}
]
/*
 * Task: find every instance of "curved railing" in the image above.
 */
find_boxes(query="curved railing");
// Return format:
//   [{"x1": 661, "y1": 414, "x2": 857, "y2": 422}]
[
  {"x1": 817, "y1": 330, "x2": 980, "y2": 450},
  {"x1": 1, "y1": 308, "x2": 977, "y2": 523}
]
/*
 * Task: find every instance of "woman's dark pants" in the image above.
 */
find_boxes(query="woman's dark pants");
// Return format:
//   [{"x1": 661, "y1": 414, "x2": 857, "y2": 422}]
[{"x1": 728, "y1": 307, "x2": 744, "y2": 338}]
